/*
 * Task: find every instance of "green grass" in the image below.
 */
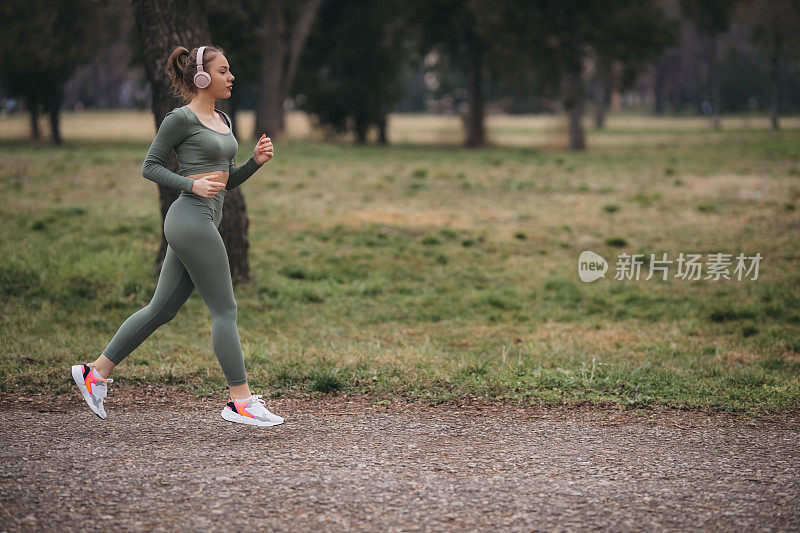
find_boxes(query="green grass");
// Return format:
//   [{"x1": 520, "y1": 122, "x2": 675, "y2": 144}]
[{"x1": 1, "y1": 115, "x2": 800, "y2": 415}]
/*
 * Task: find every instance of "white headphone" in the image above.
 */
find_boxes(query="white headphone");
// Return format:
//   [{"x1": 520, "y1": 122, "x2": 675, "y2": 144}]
[{"x1": 193, "y1": 46, "x2": 211, "y2": 89}]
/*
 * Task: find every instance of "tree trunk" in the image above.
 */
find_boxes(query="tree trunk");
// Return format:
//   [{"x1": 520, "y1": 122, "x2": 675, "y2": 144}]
[
  {"x1": 564, "y1": 66, "x2": 586, "y2": 151},
  {"x1": 131, "y1": 0, "x2": 251, "y2": 284},
  {"x1": 464, "y1": 32, "x2": 486, "y2": 148},
  {"x1": 377, "y1": 115, "x2": 387, "y2": 145},
  {"x1": 256, "y1": 0, "x2": 286, "y2": 139},
  {"x1": 769, "y1": 33, "x2": 781, "y2": 131},
  {"x1": 354, "y1": 115, "x2": 368, "y2": 143},
  {"x1": 594, "y1": 82, "x2": 608, "y2": 130},
  {"x1": 593, "y1": 62, "x2": 611, "y2": 130},
  {"x1": 280, "y1": 0, "x2": 324, "y2": 107},
  {"x1": 255, "y1": 0, "x2": 324, "y2": 140},
  {"x1": 709, "y1": 34, "x2": 721, "y2": 131},
  {"x1": 48, "y1": 107, "x2": 61, "y2": 145},
  {"x1": 28, "y1": 98, "x2": 40, "y2": 140},
  {"x1": 219, "y1": 187, "x2": 251, "y2": 285},
  {"x1": 43, "y1": 84, "x2": 64, "y2": 145},
  {"x1": 654, "y1": 63, "x2": 665, "y2": 116}
]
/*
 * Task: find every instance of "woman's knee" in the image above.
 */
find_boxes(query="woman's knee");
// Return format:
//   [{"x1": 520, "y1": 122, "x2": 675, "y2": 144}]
[
  {"x1": 150, "y1": 303, "x2": 180, "y2": 326},
  {"x1": 211, "y1": 300, "x2": 237, "y2": 322},
  {"x1": 142, "y1": 291, "x2": 183, "y2": 325}
]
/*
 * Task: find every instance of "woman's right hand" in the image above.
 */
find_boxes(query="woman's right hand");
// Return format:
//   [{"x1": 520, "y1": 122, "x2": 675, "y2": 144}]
[{"x1": 191, "y1": 175, "x2": 226, "y2": 198}]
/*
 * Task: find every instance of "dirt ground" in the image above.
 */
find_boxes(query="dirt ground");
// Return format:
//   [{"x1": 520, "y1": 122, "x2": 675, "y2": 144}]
[{"x1": 1, "y1": 384, "x2": 798, "y2": 532}]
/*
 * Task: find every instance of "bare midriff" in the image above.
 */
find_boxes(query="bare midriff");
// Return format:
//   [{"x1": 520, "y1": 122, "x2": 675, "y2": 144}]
[{"x1": 186, "y1": 170, "x2": 229, "y2": 188}]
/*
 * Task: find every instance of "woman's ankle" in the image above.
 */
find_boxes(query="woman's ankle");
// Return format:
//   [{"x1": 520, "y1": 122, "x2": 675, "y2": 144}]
[
  {"x1": 228, "y1": 383, "x2": 251, "y2": 400},
  {"x1": 92, "y1": 354, "x2": 117, "y2": 380}
]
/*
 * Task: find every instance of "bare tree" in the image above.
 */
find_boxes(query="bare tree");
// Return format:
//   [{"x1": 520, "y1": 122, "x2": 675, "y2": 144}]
[
  {"x1": 408, "y1": 0, "x2": 490, "y2": 148},
  {"x1": 254, "y1": 0, "x2": 325, "y2": 139},
  {"x1": 680, "y1": 0, "x2": 739, "y2": 130},
  {"x1": 0, "y1": 0, "x2": 102, "y2": 144},
  {"x1": 739, "y1": 0, "x2": 800, "y2": 130},
  {"x1": 475, "y1": 0, "x2": 676, "y2": 151}
]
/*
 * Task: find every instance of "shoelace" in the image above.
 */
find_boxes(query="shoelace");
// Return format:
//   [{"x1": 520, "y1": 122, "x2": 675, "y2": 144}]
[
  {"x1": 247, "y1": 394, "x2": 267, "y2": 409},
  {"x1": 96, "y1": 378, "x2": 113, "y2": 399},
  {"x1": 245, "y1": 395, "x2": 272, "y2": 414}
]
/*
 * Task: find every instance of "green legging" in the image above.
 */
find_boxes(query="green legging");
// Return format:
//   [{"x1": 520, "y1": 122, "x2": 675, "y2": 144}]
[{"x1": 101, "y1": 189, "x2": 247, "y2": 386}]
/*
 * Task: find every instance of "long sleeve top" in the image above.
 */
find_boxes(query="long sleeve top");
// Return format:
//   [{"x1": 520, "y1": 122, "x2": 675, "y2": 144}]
[{"x1": 141, "y1": 105, "x2": 263, "y2": 193}]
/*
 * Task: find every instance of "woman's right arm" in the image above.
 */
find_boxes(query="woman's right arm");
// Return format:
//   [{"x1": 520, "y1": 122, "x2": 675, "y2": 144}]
[{"x1": 142, "y1": 110, "x2": 196, "y2": 194}]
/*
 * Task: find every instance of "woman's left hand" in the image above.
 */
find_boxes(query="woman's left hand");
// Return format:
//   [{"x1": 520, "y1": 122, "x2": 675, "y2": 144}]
[{"x1": 253, "y1": 134, "x2": 274, "y2": 165}]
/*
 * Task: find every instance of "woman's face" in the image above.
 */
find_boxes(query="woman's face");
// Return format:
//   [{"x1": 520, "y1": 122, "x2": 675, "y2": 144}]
[{"x1": 202, "y1": 53, "x2": 234, "y2": 99}]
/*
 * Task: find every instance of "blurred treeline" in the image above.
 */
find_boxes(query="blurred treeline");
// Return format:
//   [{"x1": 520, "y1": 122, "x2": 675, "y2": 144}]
[{"x1": 0, "y1": 0, "x2": 798, "y2": 150}]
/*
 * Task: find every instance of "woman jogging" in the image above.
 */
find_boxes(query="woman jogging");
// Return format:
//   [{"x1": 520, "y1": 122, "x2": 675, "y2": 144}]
[{"x1": 71, "y1": 44, "x2": 283, "y2": 427}]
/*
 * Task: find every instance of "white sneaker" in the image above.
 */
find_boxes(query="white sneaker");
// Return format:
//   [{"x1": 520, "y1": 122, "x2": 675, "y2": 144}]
[
  {"x1": 71, "y1": 363, "x2": 113, "y2": 419},
  {"x1": 221, "y1": 394, "x2": 284, "y2": 427}
]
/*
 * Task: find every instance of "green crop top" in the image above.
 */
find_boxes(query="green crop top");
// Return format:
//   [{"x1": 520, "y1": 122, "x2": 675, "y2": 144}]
[{"x1": 141, "y1": 105, "x2": 263, "y2": 193}]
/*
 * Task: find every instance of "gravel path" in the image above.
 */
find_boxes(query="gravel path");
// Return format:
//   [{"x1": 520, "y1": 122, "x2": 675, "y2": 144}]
[{"x1": 1, "y1": 388, "x2": 798, "y2": 532}]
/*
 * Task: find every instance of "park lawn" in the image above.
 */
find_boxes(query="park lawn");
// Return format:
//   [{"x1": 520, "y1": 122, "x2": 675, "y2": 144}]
[{"x1": 1, "y1": 113, "x2": 799, "y2": 414}]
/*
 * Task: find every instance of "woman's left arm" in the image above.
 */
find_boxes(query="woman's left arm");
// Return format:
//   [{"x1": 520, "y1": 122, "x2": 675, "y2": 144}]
[{"x1": 226, "y1": 134, "x2": 274, "y2": 191}]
